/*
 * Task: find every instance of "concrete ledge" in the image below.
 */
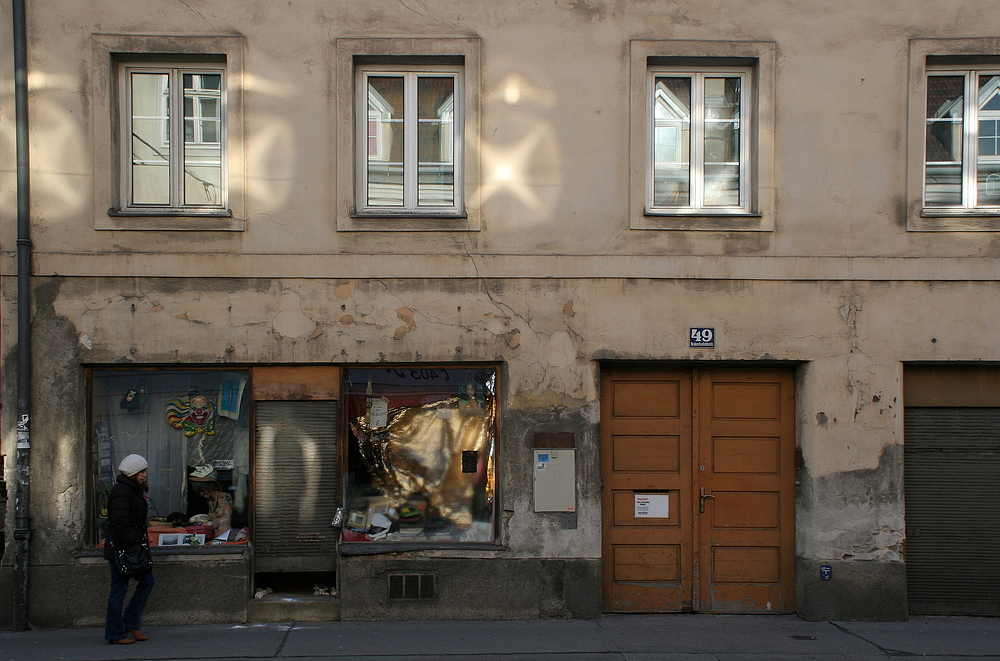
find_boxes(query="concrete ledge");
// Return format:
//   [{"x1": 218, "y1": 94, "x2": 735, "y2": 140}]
[
  {"x1": 248, "y1": 595, "x2": 340, "y2": 622},
  {"x1": 339, "y1": 557, "x2": 601, "y2": 621},
  {"x1": 796, "y1": 558, "x2": 908, "y2": 621}
]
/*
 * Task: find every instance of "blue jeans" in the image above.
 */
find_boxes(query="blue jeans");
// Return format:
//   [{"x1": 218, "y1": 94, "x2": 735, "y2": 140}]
[{"x1": 105, "y1": 560, "x2": 154, "y2": 641}]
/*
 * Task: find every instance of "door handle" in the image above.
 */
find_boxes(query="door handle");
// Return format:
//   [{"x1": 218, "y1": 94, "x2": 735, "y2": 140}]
[{"x1": 699, "y1": 487, "x2": 715, "y2": 513}]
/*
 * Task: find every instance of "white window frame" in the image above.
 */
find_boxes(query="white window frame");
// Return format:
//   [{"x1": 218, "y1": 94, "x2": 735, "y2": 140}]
[
  {"x1": 645, "y1": 67, "x2": 752, "y2": 215},
  {"x1": 118, "y1": 62, "x2": 228, "y2": 215},
  {"x1": 906, "y1": 39, "x2": 1000, "y2": 231},
  {"x1": 923, "y1": 66, "x2": 1000, "y2": 212},
  {"x1": 354, "y1": 64, "x2": 464, "y2": 216},
  {"x1": 628, "y1": 41, "x2": 775, "y2": 232}
]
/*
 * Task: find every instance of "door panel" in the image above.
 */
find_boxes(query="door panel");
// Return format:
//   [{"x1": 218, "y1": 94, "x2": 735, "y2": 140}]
[
  {"x1": 602, "y1": 366, "x2": 795, "y2": 614},
  {"x1": 602, "y1": 369, "x2": 692, "y2": 612}
]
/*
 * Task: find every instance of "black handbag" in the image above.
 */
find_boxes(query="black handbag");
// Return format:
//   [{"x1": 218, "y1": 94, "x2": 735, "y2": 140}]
[{"x1": 114, "y1": 542, "x2": 152, "y2": 577}]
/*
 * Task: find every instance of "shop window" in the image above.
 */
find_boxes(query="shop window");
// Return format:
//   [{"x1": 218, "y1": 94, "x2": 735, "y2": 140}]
[
  {"x1": 343, "y1": 366, "x2": 498, "y2": 544},
  {"x1": 91, "y1": 369, "x2": 251, "y2": 548}
]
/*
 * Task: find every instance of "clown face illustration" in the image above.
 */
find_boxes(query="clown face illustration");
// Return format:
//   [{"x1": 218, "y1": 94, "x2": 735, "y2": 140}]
[{"x1": 166, "y1": 390, "x2": 218, "y2": 436}]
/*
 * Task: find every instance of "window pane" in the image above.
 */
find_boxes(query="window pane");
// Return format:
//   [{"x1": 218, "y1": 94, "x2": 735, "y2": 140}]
[
  {"x1": 343, "y1": 367, "x2": 497, "y2": 543},
  {"x1": 978, "y1": 76, "x2": 1000, "y2": 206},
  {"x1": 925, "y1": 75, "x2": 964, "y2": 206},
  {"x1": 130, "y1": 72, "x2": 170, "y2": 205},
  {"x1": 91, "y1": 370, "x2": 251, "y2": 547},
  {"x1": 705, "y1": 77, "x2": 740, "y2": 119},
  {"x1": 704, "y1": 164, "x2": 741, "y2": 206},
  {"x1": 652, "y1": 77, "x2": 691, "y2": 206},
  {"x1": 367, "y1": 76, "x2": 405, "y2": 207},
  {"x1": 417, "y1": 76, "x2": 456, "y2": 207},
  {"x1": 184, "y1": 73, "x2": 223, "y2": 205}
]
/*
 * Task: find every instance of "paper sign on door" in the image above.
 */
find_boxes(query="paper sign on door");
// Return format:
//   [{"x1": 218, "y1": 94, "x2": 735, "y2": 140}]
[{"x1": 634, "y1": 494, "x2": 670, "y2": 518}]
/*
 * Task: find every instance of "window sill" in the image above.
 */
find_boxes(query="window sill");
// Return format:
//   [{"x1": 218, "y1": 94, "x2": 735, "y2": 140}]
[
  {"x1": 342, "y1": 211, "x2": 477, "y2": 232},
  {"x1": 909, "y1": 210, "x2": 1000, "y2": 231},
  {"x1": 920, "y1": 208, "x2": 1000, "y2": 217},
  {"x1": 98, "y1": 211, "x2": 245, "y2": 232},
  {"x1": 634, "y1": 211, "x2": 768, "y2": 231},
  {"x1": 74, "y1": 545, "x2": 249, "y2": 558},
  {"x1": 109, "y1": 208, "x2": 233, "y2": 218},
  {"x1": 339, "y1": 542, "x2": 506, "y2": 555}
]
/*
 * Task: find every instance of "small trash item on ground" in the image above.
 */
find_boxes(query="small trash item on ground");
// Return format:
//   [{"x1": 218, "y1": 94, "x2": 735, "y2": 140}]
[
  {"x1": 313, "y1": 583, "x2": 333, "y2": 596},
  {"x1": 254, "y1": 587, "x2": 273, "y2": 599}
]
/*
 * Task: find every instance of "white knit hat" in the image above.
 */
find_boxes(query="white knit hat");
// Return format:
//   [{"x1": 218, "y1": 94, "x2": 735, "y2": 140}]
[{"x1": 119, "y1": 454, "x2": 148, "y2": 476}]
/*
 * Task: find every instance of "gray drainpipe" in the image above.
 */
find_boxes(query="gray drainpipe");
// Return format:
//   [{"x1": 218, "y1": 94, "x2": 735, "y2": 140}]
[{"x1": 11, "y1": 0, "x2": 32, "y2": 632}]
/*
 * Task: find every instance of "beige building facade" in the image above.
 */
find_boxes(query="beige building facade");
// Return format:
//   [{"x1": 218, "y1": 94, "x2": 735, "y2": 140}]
[{"x1": 2, "y1": 0, "x2": 1000, "y2": 627}]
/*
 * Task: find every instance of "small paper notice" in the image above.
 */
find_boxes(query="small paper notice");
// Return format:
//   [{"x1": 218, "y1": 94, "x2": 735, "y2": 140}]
[
  {"x1": 634, "y1": 494, "x2": 669, "y2": 518},
  {"x1": 369, "y1": 398, "x2": 388, "y2": 428}
]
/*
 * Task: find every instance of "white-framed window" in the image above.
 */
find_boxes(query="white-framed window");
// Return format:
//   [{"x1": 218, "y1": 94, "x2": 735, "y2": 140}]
[
  {"x1": 924, "y1": 68, "x2": 1000, "y2": 210},
  {"x1": 355, "y1": 65, "x2": 463, "y2": 215},
  {"x1": 119, "y1": 63, "x2": 227, "y2": 214},
  {"x1": 647, "y1": 68, "x2": 751, "y2": 214}
]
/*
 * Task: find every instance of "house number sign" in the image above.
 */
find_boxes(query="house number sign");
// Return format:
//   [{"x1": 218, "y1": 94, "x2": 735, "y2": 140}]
[{"x1": 690, "y1": 327, "x2": 715, "y2": 348}]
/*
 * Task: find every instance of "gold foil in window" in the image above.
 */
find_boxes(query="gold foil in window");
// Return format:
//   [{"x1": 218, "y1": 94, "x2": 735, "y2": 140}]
[{"x1": 351, "y1": 396, "x2": 494, "y2": 529}]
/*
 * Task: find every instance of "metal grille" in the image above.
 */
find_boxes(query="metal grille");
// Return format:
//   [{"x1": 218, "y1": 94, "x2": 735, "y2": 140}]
[
  {"x1": 904, "y1": 407, "x2": 1000, "y2": 615},
  {"x1": 388, "y1": 573, "x2": 436, "y2": 600},
  {"x1": 254, "y1": 401, "x2": 339, "y2": 563}
]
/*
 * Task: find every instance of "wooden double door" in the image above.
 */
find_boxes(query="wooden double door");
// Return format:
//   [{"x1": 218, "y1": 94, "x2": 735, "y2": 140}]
[{"x1": 601, "y1": 366, "x2": 795, "y2": 613}]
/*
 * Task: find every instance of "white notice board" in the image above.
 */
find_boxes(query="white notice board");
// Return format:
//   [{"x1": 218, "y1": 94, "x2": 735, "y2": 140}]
[{"x1": 634, "y1": 493, "x2": 670, "y2": 518}]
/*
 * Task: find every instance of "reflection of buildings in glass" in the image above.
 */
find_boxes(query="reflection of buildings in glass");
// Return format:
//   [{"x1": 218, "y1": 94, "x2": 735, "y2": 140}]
[
  {"x1": 366, "y1": 77, "x2": 455, "y2": 207},
  {"x1": 128, "y1": 69, "x2": 222, "y2": 207},
  {"x1": 925, "y1": 74, "x2": 1000, "y2": 207},
  {"x1": 653, "y1": 78, "x2": 691, "y2": 206},
  {"x1": 182, "y1": 73, "x2": 223, "y2": 205}
]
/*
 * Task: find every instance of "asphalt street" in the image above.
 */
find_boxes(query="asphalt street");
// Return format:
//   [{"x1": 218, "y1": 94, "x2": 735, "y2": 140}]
[{"x1": 1, "y1": 614, "x2": 998, "y2": 661}]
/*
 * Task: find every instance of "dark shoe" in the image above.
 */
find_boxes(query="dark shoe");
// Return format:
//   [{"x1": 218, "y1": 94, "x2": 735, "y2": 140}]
[
  {"x1": 108, "y1": 638, "x2": 135, "y2": 645},
  {"x1": 127, "y1": 629, "x2": 149, "y2": 641}
]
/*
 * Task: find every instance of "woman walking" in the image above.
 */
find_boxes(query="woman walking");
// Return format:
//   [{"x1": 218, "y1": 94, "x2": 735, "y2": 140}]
[{"x1": 103, "y1": 454, "x2": 154, "y2": 644}]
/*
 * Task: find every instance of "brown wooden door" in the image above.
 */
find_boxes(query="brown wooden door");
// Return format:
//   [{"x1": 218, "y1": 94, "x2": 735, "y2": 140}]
[{"x1": 601, "y1": 366, "x2": 795, "y2": 613}]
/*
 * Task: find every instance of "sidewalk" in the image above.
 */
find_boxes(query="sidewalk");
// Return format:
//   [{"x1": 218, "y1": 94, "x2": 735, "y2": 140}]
[{"x1": 1, "y1": 614, "x2": 998, "y2": 661}]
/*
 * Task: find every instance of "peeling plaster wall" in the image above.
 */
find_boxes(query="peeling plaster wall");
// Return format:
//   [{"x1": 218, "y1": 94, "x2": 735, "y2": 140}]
[{"x1": 11, "y1": 275, "x2": 1000, "y2": 566}]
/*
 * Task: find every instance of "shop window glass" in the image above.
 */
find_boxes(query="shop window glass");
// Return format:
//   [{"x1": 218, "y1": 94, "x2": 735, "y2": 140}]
[
  {"x1": 91, "y1": 369, "x2": 250, "y2": 548},
  {"x1": 343, "y1": 366, "x2": 497, "y2": 543}
]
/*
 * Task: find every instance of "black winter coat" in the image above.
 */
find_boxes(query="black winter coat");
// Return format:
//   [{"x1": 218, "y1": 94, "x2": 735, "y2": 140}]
[{"x1": 103, "y1": 473, "x2": 150, "y2": 561}]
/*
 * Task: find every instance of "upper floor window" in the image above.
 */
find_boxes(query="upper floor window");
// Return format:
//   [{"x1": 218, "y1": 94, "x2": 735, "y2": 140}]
[
  {"x1": 924, "y1": 68, "x2": 1000, "y2": 210},
  {"x1": 647, "y1": 67, "x2": 752, "y2": 215},
  {"x1": 119, "y1": 63, "x2": 228, "y2": 215},
  {"x1": 355, "y1": 65, "x2": 463, "y2": 216}
]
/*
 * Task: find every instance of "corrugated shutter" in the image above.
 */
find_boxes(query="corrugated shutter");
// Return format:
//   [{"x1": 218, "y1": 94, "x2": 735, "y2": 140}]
[
  {"x1": 254, "y1": 401, "x2": 338, "y2": 571},
  {"x1": 904, "y1": 407, "x2": 1000, "y2": 615}
]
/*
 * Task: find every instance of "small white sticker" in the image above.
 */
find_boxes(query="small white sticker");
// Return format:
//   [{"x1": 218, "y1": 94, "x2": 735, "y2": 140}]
[{"x1": 436, "y1": 408, "x2": 452, "y2": 419}]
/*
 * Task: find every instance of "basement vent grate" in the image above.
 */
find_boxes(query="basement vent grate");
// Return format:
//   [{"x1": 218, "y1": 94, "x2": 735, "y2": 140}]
[{"x1": 388, "y1": 573, "x2": 436, "y2": 600}]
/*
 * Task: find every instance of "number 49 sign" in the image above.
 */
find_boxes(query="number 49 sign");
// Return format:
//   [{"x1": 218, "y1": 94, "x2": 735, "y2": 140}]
[{"x1": 690, "y1": 327, "x2": 715, "y2": 348}]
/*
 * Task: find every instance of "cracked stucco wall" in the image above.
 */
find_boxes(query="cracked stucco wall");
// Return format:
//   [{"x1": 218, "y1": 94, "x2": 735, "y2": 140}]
[{"x1": 4, "y1": 275, "x2": 996, "y2": 565}]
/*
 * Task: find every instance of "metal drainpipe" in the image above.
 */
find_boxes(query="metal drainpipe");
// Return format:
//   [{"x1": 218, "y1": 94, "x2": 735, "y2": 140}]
[{"x1": 11, "y1": 0, "x2": 32, "y2": 632}]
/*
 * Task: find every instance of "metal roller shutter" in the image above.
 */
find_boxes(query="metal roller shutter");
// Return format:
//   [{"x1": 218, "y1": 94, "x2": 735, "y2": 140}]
[
  {"x1": 254, "y1": 400, "x2": 339, "y2": 572},
  {"x1": 904, "y1": 407, "x2": 1000, "y2": 615}
]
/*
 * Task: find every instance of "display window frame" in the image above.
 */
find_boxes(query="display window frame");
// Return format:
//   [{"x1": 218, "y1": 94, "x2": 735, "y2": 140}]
[
  {"x1": 339, "y1": 364, "x2": 503, "y2": 551},
  {"x1": 87, "y1": 366, "x2": 252, "y2": 552}
]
